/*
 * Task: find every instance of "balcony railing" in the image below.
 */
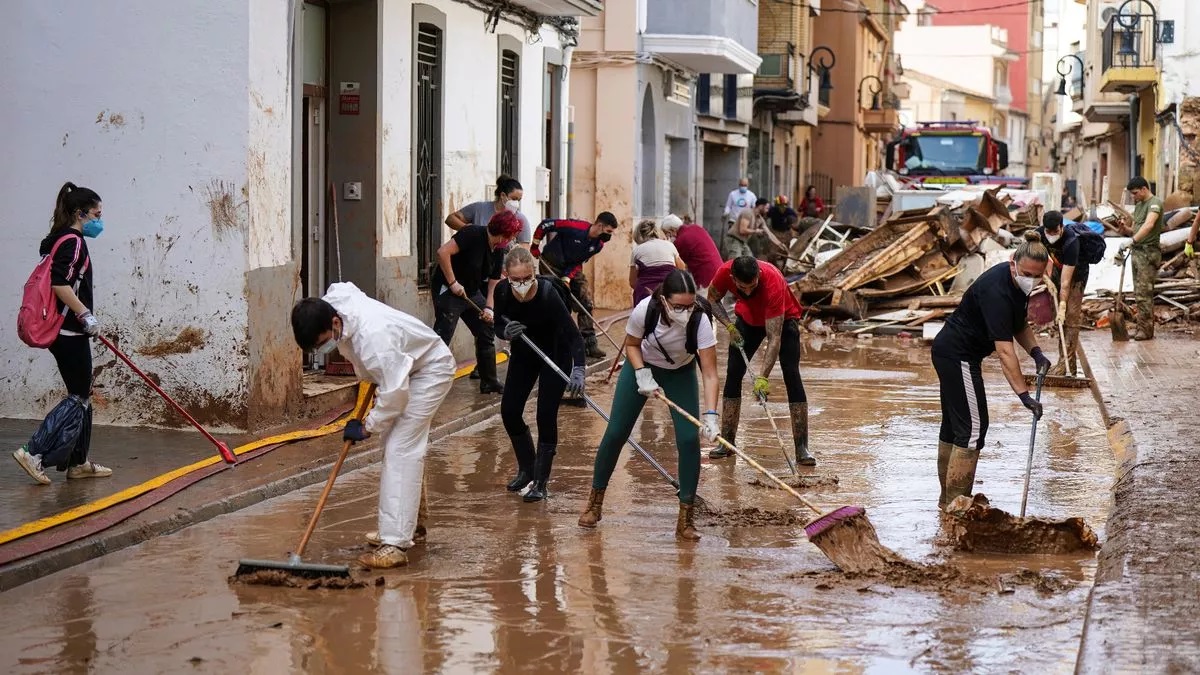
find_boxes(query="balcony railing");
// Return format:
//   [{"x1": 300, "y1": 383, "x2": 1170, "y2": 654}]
[{"x1": 1101, "y1": 10, "x2": 1157, "y2": 72}]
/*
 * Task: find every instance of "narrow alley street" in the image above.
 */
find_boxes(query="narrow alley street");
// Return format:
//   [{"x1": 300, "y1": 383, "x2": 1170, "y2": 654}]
[{"x1": 0, "y1": 336, "x2": 1114, "y2": 673}]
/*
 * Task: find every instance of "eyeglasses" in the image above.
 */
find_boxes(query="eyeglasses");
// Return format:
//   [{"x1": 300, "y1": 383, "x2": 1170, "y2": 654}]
[
  {"x1": 508, "y1": 275, "x2": 535, "y2": 283},
  {"x1": 665, "y1": 300, "x2": 695, "y2": 312}
]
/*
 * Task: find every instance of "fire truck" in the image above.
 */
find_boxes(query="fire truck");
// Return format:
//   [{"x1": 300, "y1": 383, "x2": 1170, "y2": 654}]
[{"x1": 885, "y1": 121, "x2": 1026, "y2": 188}]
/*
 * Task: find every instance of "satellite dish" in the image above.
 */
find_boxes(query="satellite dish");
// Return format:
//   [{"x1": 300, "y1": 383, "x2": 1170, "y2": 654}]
[{"x1": 1101, "y1": 7, "x2": 1117, "y2": 23}]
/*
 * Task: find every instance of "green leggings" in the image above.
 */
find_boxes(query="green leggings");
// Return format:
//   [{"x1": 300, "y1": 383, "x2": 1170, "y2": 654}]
[{"x1": 590, "y1": 359, "x2": 701, "y2": 504}]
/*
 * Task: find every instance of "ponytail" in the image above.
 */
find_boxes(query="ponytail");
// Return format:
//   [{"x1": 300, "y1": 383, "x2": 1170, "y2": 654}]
[
  {"x1": 1015, "y1": 230, "x2": 1049, "y2": 263},
  {"x1": 50, "y1": 182, "x2": 101, "y2": 234},
  {"x1": 634, "y1": 219, "x2": 661, "y2": 244}
]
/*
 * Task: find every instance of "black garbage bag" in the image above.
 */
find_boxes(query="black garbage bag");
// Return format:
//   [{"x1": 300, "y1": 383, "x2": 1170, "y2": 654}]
[{"x1": 29, "y1": 395, "x2": 91, "y2": 471}]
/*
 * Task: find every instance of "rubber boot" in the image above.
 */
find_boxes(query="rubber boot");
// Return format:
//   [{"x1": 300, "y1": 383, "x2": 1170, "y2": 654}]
[
  {"x1": 675, "y1": 502, "x2": 701, "y2": 541},
  {"x1": 578, "y1": 488, "x2": 605, "y2": 527},
  {"x1": 506, "y1": 429, "x2": 536, "y2": 492},
  {"x1": 936, "y1": 441, "x2": 953, "y2": 507},
  {"x1": 584, "y1": 336, "x2": 606, "y2": 360},
  {"x1": 523, "y1": 443, "x2": 557, "y2": 502},
  {"x1": 477, "y1": 343, "x2": 504, "y2": 394},
  {"x1": 708, "y1": 397, "x2": 741, "y2": 458},
  {"x1": 415, "y1": 478, "x2": 428, "y2": 542},
  {"x1": 943, "y1": 444, "x2": 979, "y2": 509},
  {"x1": 790, "y1": 402, "x2": 816, "y2": 467}
]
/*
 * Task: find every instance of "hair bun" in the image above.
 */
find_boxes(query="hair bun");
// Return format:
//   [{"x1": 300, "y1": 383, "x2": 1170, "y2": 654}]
[{"x1": 1023, "y1": 230, "x2": 1041, "y2": 243}]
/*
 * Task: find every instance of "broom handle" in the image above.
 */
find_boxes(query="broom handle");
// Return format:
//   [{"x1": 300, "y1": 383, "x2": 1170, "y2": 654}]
[
  {"x1": 719, "y1": 315, "x2": 798, "y2": 476},
  {"x1": 656, "y1": 393, "x2": 823, "y2": 516},
  {"x1": 97, "y1": 335, "x2": 234, "y2": 462},
  {"x1": 1019, "y1": 372, "x2": 1046, "y2": 519},
  {"x1": 295, "y1": 383, "x2": 377, "y2": 558},
  {"x1": 537, "y1": 258, "x2": 624, "y2": 354},
  {"x1": 461, "y1": 296, "x2": 682, "y2": 490}
]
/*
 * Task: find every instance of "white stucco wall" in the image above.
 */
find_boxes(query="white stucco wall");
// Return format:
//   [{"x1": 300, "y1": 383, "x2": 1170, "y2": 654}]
[
  {"x1": 377, "y1": 0, "x2": 567, "y2": 260},
  {"x1": 0, "y1": 0, "x2": 268, "y2": 427},
  {"x1": 895, "y1": 25, "x2": 1002, "y2": 99},
  {"x1": 1158, "y1": 0, "x2": 1200, "y2": 107},
  {"x1": 249, "y1": 0, "x2": 296, "y2": 271}
]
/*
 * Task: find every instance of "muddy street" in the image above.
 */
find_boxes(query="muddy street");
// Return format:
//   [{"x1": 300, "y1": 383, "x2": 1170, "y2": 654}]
[{"x1": 0, "y1": 336, "x2": 1113, "y2": 673}]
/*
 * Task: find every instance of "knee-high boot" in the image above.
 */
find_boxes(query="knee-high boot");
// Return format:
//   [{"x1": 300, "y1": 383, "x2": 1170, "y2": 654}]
[
  {"x1": 524, "y1": 443, "x2": 557, "y2": 502},
  {"x1": 937, "y1": 441, "x2": 953, "y2": 507},
  {"x1": 790, "y1": 402, "x2": 816, "y2": 466},
  {"x1": 943, "y1": 444, "x2": 979, "y2": 508},
  {"x1": 708, "y1": 397, "x2": 741, "y2": 459},
  {"x1": 477, "y1": 342, "x2": 504, "y2": 394},
  {"x1": 506, "y1": 429, "x2": 536, "y2": 492}
]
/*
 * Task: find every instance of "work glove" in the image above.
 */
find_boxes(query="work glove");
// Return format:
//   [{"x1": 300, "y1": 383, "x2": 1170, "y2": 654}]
[
  {"x1": 1186, "y1": 242, "x2": 1195, "y2": 259},
  {"x1": 449, "y1": 281, "x2": 466, "y2": 297},
  {"x1": 560, "y1": 276, "x2": 572, "y2": 288},
  {"x1": 1018, "y1": 392, "x2": 1043, "y2": 421},
  {"x1": 752, "y1": 376, "x2": 771, "y2": 400},
  {"x1": 1030, "y1": 347, "x2": 1052, "y2": 376},
  {"x1": 77, "y1": 311, "x2": 100, "y2": 337},
  {"x1": 634, "y1": 367, "x2": 661, "y2": 397},
  {"x1": 701, "y1": 411, "x2": 720, "y2": 442},
  {"x1": 1117, "y1": 243, "x2": 1131, "y2": 260},
  {"x1": 725, "y1": 322, "x2": 744, "y2": 349},
  {"x1": 481, "y1": 307, "x2": 495, "y2": 325},
  {"x1": 501, "y1": 320, "x2": 527, "y2": 341},
  {"x1": 567, "y1": 365, "x2": 586, "y2": 396},
  {"x1": 343, "y1": 419, "x2": 370, "y2": 444}
]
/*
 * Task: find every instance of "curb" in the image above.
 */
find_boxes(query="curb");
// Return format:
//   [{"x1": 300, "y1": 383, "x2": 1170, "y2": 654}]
[{"x1": 0, "y1": 356, "x2": 616, "y2": 591}]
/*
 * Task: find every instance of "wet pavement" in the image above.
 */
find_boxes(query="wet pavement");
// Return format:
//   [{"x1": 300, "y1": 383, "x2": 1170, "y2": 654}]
[
  {"x1": 0, "y1": 335, "x2": 1116, "y2": 673},
  {"x1": 1075, "y1": 331, "x2": 1200, "y2": 672}
]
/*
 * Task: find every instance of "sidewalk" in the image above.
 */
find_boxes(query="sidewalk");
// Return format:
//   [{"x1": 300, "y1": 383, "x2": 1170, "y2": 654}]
[{"x1": 1076, "y1": 331, "x2": 1200, "y2": 672}]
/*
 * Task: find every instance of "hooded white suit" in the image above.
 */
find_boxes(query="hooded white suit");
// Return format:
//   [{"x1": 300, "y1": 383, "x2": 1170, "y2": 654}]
[{"x1": 323, "y1": 282, "x2": 456, "y2": 548}]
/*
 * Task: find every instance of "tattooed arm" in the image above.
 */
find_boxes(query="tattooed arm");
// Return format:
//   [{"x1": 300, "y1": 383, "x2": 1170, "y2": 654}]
[{"x1": 758, "y1": 315, "x2": 784, "y2": 378}]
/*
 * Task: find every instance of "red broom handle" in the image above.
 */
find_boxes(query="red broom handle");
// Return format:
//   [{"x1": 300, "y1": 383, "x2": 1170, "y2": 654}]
[{"x1": 97, "y1": 335, "x2": 237, "y2": 464}]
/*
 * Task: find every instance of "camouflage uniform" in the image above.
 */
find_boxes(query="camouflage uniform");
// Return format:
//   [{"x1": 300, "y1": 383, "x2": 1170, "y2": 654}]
[{"x1": 1130, "y1": 195, "x2": 1164, "y2": 339}]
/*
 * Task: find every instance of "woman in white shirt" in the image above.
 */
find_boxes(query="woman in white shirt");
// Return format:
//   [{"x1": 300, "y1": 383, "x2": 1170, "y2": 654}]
[
  {"x1": 629, "y1": 219, "x2": 686, "y2": 305},
  {"x1": 577, "y1": 270, "x2": 720, "y2": 541}
]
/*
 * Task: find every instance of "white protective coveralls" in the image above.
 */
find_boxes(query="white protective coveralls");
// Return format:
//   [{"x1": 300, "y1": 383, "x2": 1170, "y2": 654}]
[{"x1": 323, "y1": 282, "x2": 456, "y2": 549}]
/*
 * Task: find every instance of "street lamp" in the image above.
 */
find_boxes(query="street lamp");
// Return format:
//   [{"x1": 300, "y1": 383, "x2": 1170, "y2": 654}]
[
  {"x1": 808, "y1": 46, "x2": 836, "y2": 94},
  {"x1": 1055, "y1": 54, "x2": 1085, "y2": 97},
  {"x1": 857, "y1": 75, "x2": 883, "y2": 110}
]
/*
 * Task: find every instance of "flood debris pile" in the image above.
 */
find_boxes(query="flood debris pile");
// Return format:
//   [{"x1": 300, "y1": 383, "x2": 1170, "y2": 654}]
[
  {"x1": 943, "y1": 494, "x2": 1101, "y2": 555},
  {"x1": 748, "y1": 475, "x2": 840, "y2": 490},
  {"x1": 700, "y1": 507, "x2": 808, "y2": 528},
  {"x1": 793, "y1": 559, "x2": 1077, "y2": 596},
  {"x1": 229, "y1": 569, "x2": 382, "y2": 590}
]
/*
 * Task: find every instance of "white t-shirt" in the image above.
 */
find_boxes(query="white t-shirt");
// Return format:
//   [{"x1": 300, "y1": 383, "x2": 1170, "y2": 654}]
[
  {"x1": 630, "y1": 239, "x2": 679, "y2": 268},
  {"x1": 625, "y1": 296, "x2": 718, "y2": 370}
]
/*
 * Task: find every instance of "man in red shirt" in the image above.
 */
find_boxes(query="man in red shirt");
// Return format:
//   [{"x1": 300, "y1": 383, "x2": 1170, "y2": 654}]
[{"x1": 707, "y1": 256, "x2": 814, "y2": 466}]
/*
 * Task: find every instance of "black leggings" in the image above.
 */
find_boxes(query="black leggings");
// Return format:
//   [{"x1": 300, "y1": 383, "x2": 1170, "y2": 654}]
[
  {"x1": 50, "y1": 334, "x2": 93, "y2": 399},
  {"x1": 932, "y1": 353, "x2": 989, "y2": 451},
  {"x1": 500, "y1": 340, "x2": 569, "y2": 445},
  {"x1": 722, "y1": 317, "x2": 806, "y2": 402}
]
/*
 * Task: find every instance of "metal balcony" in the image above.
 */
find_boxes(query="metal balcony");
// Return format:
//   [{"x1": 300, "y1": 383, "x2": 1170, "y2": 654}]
[{"x1": 1100, "y1": 9, "x2": 1158, "y2": 93}]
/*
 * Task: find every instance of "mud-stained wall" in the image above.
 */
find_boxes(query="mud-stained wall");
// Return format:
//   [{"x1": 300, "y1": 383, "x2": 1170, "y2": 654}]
[
  {"x1": 0, "y1": 0, "x2": 254, "y2": 428},
  {"x1": 246, "y1": 264, "x2": 303, "y2": 428}
]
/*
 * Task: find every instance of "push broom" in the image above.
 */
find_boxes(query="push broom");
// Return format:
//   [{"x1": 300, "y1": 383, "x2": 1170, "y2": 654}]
[
  {"x1": 657, "y1": 393, "x2": 900, "y2": 573},
  {"x1": 234, "y1": 384, "x2": 377, "y2": 581}
]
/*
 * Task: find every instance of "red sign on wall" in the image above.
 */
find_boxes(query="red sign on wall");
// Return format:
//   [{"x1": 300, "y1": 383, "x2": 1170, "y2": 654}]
[{"x1": 339, "y1": 82, "x2": 360, "y2": 116}]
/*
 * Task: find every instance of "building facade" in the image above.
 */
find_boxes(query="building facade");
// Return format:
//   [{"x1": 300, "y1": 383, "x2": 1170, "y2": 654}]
[{"x1": 0, "y1": 0, "x2": 598, "y2": 428}]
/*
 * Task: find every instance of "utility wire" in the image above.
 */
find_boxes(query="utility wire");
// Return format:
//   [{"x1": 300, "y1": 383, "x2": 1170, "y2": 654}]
[{"x1": 770, "y1": 0, "x2": 1040, "y2": 17}]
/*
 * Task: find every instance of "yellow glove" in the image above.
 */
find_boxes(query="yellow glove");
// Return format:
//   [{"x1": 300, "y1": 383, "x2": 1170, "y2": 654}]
[
  {"x1": 726, "y1": 323, "x2": 744, "y2": 348},
  {"x1": 1186, "y1": 242, "x2": 1195, "y2": 259},
  {"x1": 752, "y1": 376, "x2": 770, "y2": 400}
]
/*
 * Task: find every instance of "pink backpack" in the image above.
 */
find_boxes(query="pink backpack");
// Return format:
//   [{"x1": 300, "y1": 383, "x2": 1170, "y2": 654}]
[{"x1": 17, "y1": 234, "x2": 89, "y2": 348}]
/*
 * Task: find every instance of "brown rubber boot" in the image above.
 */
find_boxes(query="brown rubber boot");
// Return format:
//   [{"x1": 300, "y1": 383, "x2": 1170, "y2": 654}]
[
  {"x1": 577, "y1": 488, "x2": 605, "y2": 527},
  {"x1": 708, "y1": 397, "x2": 741, "y2": 458},
  {"x1": 937, "y1": 441, "x2": 953, "y2": 507},
  {"x1": 675, "y1": 503, "x2": 701, "y2": 541},
  {"x1": 790, "y1": 402, "x2": 816, "y2": 466},
  {"x1": 943, "y1": 444, "x2": 979, "y2": 509}
]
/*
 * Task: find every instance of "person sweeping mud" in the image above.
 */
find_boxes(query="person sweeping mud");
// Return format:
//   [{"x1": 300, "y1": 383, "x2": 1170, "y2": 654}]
[
  {"x1": 706, "y1": 256, "x2": 814, "y2": 467},
  {"x1": 492, "y1": 247, "x2": 586, "y2": 502},
  {"x1": 1037, "y1": 211, "x2": 1096, "y2": 376},
  {"x1": 431, "y1": 210, "x2": 523, "y2": 394},
  {"x1": 578, "y1": 270, "x2": 720, "y2": 540},
  {"x1": 932, "y1": 232, "x2": 1052, "y2": 508},
  {"x1": 530, "y1": 212, "x2": 618, "y2": 360},
  {"x1": 291, "y1": 283, "x2": 456, "y2": 568}
]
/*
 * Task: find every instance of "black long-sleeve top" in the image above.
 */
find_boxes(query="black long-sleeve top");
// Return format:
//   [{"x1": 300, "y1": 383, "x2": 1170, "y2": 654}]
[{"x1": 493, "y1": 277, "x2": 585, "y2": 368}]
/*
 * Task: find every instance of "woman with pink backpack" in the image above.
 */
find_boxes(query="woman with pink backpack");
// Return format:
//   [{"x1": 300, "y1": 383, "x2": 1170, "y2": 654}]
[{"x1": 13, "y1": 182, "x2": 111, "y2": 485}]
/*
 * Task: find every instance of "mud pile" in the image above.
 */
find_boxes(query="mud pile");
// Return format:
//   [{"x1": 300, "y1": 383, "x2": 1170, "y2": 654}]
[
  {"x1": 807, "y1": 509, "x2": 904, "y2": 573},
  {"x1": 793, "y1": 560, "x2": 1077, "y2": 596},
  {"x1": 748, "y1": 475, "x2": 840, "y2": 490},
  {"x1": 229, "y1": 570, "x2": 381, "y2": 590},
  {"x1": 700, "y1": 507, "x2": 807, "y2": 527},
  {"x1": 944, "y1": 494, "x2": 1101, "y2": 554}
]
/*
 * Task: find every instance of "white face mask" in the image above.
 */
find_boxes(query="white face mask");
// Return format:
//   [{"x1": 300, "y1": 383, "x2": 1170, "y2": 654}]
[
  {"x1": 505, "y1": 200, "x2": 521, "y2": 212},
  {"x1": 1045, "y1": 232, "x2": 1061, "y2": 244},
  {"x1": 511, "y1": 279, "x2": 536, "y2": 298},
  {"x1": 315, "y1": 338, "x2": 338, "y2": 357},
  {"x1": 664, "y1": 300, "x2": 693, "y2": 323},
  {"x1": 1014, "y1": 274, "x2": 1038, "y2": 296}
]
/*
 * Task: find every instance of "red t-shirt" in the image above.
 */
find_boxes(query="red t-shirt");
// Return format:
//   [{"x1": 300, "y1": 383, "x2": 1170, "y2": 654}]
[
  {"x1": 710, "y1": 260, "x2": 803, "y2": 326},
  {"x1": 672, "y1": 224, "x2": 723, "y2": 287}
]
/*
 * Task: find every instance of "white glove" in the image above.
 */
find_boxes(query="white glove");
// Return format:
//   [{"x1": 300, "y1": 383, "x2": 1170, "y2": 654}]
[
  {"x1": 449, "y1": 281, "x2": 466, "y2": 297},
  {"x1": 701, "y1": 411, "x2": 720, "y2": 442},
  {"x1": 634, "y1": 368, "x2": 660, "y2": 397},
  {"x1": 78, "y1": 311, "x2": 100, "y2": 337}
]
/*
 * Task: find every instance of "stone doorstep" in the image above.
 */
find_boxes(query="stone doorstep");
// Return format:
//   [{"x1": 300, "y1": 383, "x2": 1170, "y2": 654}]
[{"x1": 0, "y1": 355, "x2": 616, "y2": 591}]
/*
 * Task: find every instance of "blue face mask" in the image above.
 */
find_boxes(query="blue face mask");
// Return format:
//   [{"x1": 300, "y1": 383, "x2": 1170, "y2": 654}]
[
  {"x1": 82, "y1": 217, "x2": 105, "y2": 239},
  {"x1": 738, "y1": 187, "x2": 747, "y2": 194}
]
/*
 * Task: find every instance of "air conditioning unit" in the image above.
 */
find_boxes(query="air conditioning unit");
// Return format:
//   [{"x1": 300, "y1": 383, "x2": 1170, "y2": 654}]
[
  {"x1": 665, "y1": 70, "x2": 691, "y2": 106},
  {"x1": 535, "y1": 167, "x2": 551, "y2": 203}
]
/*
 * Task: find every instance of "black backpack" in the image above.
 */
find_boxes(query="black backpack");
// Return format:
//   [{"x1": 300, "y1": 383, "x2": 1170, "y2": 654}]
[
  {"x1": 642, "y1": 296, "x2": 715, "y2": 356},
  {"x1": 1068, "y1": 222, "x2": 1106, "y2": 265}
]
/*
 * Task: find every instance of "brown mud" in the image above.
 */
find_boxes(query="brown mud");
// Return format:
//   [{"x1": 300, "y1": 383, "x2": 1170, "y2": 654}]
[
  {"x1": 748, "y1": 475, "x2": 840, "y2": 490},
  {"x1": 699, "y1": 506, "x2": 807, "y2": 527},
  {"x1": 229, "y1": 569, "x2": 380, "y2": 590},
  {"x1": 946, "y1": 494, "x2": 1101, "y2": 554},
  {"x1": 808, "y1": 510, "x2": 905, "y2": 573},
  {"x1": 138, "y1": 326, "x2": 207, "y2": 356},
  {"x1": 794, "y1": 560, "x2": 1077, "y2": 596}
]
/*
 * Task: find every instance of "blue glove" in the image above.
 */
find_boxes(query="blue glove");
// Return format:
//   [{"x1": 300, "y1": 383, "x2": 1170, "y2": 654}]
[
  {"x1": 567, "y1": 365, "x2": 586, "y2": 396},
  {"x1": 1018, "y1": 392, "x2": 1043, "y2": 420},
  {"x1": 343, "y1": 419, "x2": 369, "y2": 443},
  {"x1": 1030, "y1": 347, "x2": 1052, "y2": 376}
]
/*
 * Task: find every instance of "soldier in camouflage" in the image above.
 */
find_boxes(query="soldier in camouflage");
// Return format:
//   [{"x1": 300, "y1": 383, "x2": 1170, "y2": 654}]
[{"x1": 1118, "y1": 177, "x2": 1163, "y2": 341}]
